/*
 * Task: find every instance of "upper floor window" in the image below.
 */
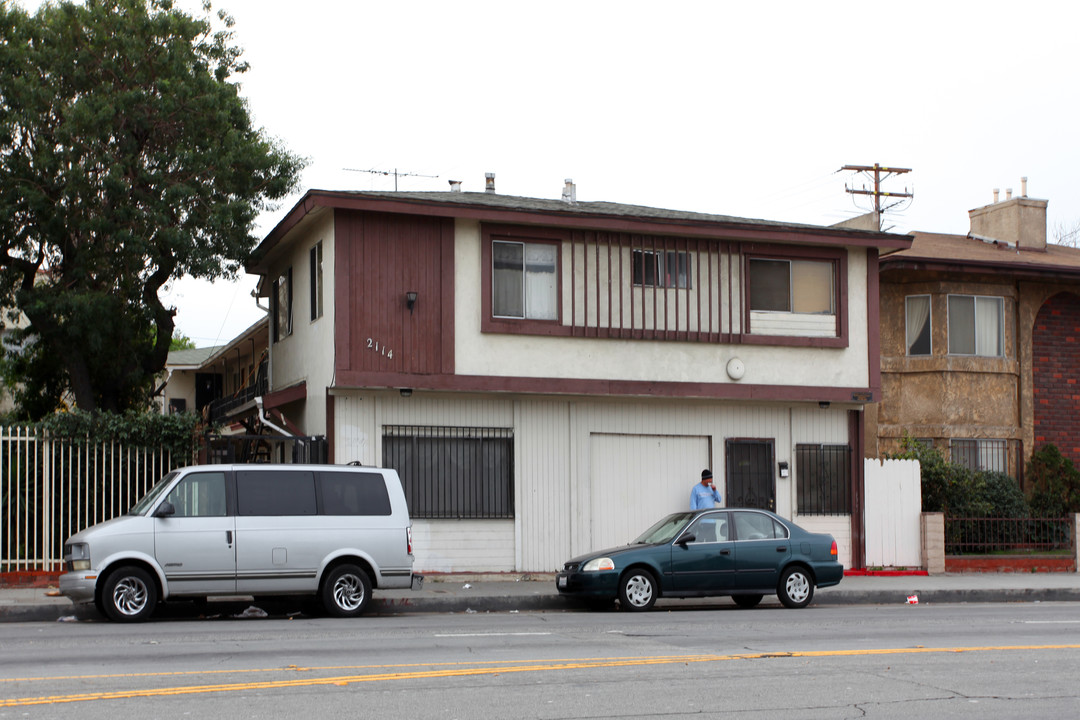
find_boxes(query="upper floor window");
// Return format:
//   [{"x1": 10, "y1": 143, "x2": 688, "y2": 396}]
[
  {"x1": 749, "y1": 258, "x2": 834, "y2": 314},
  {"x1": 492, "y1": 240, "x2": 557, "y2": 320},
  {"x1": 310, "y1": 241, "x2": 323, "y2": 322},
  {"x1": 905, "y1": 295, "x2": 931, "y2": 355},
  {"x1": 632, "y1": 249, "x2": 692, "y2": 289},
  {"x1": 272, "y1": 267, "x2": 293, "y2": 342},
  {"x1": 948, "y1": 295, "x2": 1002, "y2": 356}
]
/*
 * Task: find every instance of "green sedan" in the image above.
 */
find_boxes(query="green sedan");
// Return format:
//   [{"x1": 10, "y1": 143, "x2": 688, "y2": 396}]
[{"x1": 556, "y1": 508, "x2": 844, "y2": 611}]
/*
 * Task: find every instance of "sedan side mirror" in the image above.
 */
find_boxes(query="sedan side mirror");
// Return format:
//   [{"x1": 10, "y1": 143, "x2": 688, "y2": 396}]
[
  {"x1": 676, "y1": 533, "x2": 696, "y2": 547},
  {"x1": 153, "y1": 501, "x2": 175, "y2": 518}
]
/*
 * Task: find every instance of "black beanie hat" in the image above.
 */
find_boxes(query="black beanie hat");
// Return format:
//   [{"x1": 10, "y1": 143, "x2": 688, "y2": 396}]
[{"x1": 701, "y1": 469, "x2": 713, "y2": 480}]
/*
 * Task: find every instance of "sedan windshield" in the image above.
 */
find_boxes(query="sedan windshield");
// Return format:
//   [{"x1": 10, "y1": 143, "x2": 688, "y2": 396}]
[{"x1": 632, "y1": 512, "x2": 695, "y2": 545}]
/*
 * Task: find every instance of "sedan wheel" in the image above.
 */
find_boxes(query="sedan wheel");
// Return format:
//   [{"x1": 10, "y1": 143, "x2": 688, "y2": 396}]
[
  {"x1": 618, "y1": 569, "x2": 657, "y2": 611},
  {"x1": 777, "y1": 566, "x2": 814, "y2": 609}
]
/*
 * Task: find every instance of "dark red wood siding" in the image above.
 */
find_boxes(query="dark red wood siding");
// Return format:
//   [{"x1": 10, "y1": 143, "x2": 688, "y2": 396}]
[{"x1": 335, "y1": 210, "x2": 454, "y2": 378}]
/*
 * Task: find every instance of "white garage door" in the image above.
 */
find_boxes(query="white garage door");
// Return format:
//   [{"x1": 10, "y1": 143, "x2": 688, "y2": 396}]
[{"x1": 590, "y1": 433, "x2": 711, "y2": 550}]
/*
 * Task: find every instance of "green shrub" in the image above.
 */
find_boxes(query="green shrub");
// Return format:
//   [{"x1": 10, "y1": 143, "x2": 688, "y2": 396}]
[
  {"x1": 1026, "y1": 444, "x2": 1080, "y2": 518},
  {"x1": 889, "y1": 436, "x2": 990, "y2": 516},
  {"x1": 978, "y1": 471, "x2": 1029, "y2": 518}
]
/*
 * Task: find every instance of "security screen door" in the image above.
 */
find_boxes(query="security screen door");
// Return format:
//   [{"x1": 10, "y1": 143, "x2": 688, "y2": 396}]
[{"x1": 725, "y1": 439, "x2": 775, "y2": 511}]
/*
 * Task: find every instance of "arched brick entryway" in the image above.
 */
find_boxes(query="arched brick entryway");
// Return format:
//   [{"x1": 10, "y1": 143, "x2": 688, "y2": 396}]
[{"x1": 1032, "y1": 292, "x2": 1080, "y2": 464}]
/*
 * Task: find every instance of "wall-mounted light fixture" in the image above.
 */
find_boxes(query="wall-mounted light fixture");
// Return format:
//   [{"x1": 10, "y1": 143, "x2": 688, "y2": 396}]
[
  {"x1": 778, "y1": 461, "x2": 789, "y2": 478},
  {"x1": 406, "y1": 291, "x2": 418, "y2": 314},
  {"x1": 400, "y1": 388, "x2": 413, "y2": 398},
  {"x1": 818, "y1": 401, "x2": 830, "y2": 409}
]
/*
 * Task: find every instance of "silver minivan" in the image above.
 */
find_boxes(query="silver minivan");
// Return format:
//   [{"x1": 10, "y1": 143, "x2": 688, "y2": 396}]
[{"x1": 59, "y1": 464, "x2": 420, "y2": 622}]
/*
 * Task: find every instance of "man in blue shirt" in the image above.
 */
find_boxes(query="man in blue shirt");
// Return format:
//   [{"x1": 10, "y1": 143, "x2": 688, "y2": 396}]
[{"x1": 690, "y1": 469, "x2": 722, "y2": 510}]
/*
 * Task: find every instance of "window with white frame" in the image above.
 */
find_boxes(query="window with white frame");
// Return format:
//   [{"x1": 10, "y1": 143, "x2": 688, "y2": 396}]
[
  {"x1": 492, "y1": 240, "x2": 557, "y2": 320},
  {"x1": 632, "y1": 249, "x2": 692, "y2": 289},
  {"x1": 947, "y1": 295, "x2": 1003, "y2": 356},
  {"x1": 905, "y1": 295, "x2": 932, "y2": 355},
  {"x1": 749, "y1": 258, "x2": 834, "y2": 314},
  {"x1": 950, "y1": 438, "x2": 1007, "y2": 473},
  {"x1": 310, "y1": 241, "x2": 323, "y2": 321}
]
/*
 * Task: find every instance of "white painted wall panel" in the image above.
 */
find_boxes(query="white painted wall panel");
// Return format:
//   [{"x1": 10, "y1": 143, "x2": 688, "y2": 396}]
[
  {"x1": 795, "y1": 516, "x2": 852, "y2": 569},
  {"x1": 590, "y1": 433, "x2": 710, "y2": 550},
  {"x1": 334, "y1": 390, "x2": 861, "y2": 573},
  {"x1": 863, "y1": 458, "x2": 922, "y2": 568},
  {"x1": 410, "y1": 519, "x2": 515, "y2": 572}
]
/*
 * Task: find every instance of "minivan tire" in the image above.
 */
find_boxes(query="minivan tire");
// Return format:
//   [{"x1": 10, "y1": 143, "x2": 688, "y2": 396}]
[
  {"x1": 101, "y1": 566, "x2": 157, "y2": 622},
  {"x1": 321, "y1": 564, "x2": 372, "y2": 617}
]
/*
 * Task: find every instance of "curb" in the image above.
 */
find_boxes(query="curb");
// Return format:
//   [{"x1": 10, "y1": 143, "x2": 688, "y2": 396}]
[{"x1": 6, "y1": 586, "x2": 1080, "y2": 623}]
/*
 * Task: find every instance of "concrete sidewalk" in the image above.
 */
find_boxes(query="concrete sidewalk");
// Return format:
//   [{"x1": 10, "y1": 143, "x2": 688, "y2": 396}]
[{"x1": 3, "y1": 571, "x2": 1080, "y2": 623}]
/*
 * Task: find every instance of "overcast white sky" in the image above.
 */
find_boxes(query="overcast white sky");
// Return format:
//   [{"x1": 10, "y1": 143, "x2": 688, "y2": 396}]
[{"x1": 27, "y1": 0, "x2": 1080, "y2": 347}]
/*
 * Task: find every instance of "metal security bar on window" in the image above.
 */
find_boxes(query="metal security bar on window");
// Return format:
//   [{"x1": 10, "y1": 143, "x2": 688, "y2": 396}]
[
  {"x1": 796, "y1": 444, "x2": 852, "y2": 515},
  {"x1": 382, "y1": 426, "x2": 514, "y2": 519}
]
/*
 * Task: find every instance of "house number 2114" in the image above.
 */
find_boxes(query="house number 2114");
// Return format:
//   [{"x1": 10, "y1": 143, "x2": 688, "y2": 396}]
[{"x1": 366, "y1": 338, "x2": 393, "y2": 359}]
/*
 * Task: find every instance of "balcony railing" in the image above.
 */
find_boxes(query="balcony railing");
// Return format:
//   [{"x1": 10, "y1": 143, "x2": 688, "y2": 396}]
[
  {"x1": 945, "y1": 516, "x2": 1074, "y2": 555},
  {"x1": 208, "y1": 359, "x2": 268, "y2": 423}
]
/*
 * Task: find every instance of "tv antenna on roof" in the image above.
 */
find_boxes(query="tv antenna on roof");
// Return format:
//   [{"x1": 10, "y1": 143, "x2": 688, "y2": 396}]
[{"x1": 343, "y1": 167, "x2": 439, "y2": 191}]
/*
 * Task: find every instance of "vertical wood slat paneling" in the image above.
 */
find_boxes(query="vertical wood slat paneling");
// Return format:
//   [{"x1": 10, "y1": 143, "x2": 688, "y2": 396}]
[
  {"x1": 340, "y1": 211, "x2": 447, "y2": 377},
  {"x1": 563, "y1": 231, "x2": 735, "y2": 341}
]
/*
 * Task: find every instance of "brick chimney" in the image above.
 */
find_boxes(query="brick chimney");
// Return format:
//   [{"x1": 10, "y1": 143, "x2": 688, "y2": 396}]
[{"x1": 968, "y1": 177, "x2": 1048, "y2": 250}]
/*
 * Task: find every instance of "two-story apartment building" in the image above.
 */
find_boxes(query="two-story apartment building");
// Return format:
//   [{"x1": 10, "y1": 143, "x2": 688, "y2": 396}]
[
  {"x1": 869, "y1": 184, "x2": 1080, "y2": 484},
  {"x1": 244, "y1": 184, "x2": 910, "y2": 573}
]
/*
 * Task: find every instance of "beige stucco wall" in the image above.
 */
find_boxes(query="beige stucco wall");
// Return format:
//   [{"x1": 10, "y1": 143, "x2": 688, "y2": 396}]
[
  {"x1": 875, "y1": 275, "x2": 1021, "y2": 459},
  {"x1": 266, "y1": 211, "x2": 336, "y2": 435},
  {"x1": 453, "y1": 219, "x2": 872, "y2": 390}
]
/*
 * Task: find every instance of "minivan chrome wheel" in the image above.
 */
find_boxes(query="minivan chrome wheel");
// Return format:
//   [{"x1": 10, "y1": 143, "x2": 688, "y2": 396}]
[
  {"x1": 322, "y1": 564, "x2": 372, "y2": 617},
  {"x1": 101, "y1": 566, "x2": 157, "y2": 622},
  {"x1": 777, "y1": 566, "x2": 814, "y2": 609},
  {"x1": 618, "y1": 569, "x2": 657, "y2": 611}
]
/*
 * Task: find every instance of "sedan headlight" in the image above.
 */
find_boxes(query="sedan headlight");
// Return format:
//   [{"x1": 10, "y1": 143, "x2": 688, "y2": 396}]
[
  {"x1": 582, "y1": 557, "x2": 615, "y2": 572},
  {"x1": 65, "y1": 543, "x2": 91, "y2": 571}
]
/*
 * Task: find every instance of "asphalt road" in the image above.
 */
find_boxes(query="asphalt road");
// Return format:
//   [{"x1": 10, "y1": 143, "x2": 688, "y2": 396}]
[{"x1": 2, "y1": 603, "x2": 1079, "y2": 718}]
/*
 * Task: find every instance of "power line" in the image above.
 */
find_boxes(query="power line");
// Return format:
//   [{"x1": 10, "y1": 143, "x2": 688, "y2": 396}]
[{"x1": 840, "y1": 163, "x2": 913, "y2": 229}]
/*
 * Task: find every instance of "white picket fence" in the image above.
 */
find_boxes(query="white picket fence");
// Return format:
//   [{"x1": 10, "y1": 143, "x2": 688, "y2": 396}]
[
  {"x1": 863, "y1": 458, "x2": 923, "y2": 568},
  {"x1": 0, "y1": 426, "x2": 186, "y2": 572}
]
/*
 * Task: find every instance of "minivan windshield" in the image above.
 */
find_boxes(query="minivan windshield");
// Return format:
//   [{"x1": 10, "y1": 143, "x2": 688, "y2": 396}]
[
  {"x1": 128, "y1": 471, "x2": 179, "y2": 515},
  {"x1": 632, "y1": 512, "x2": 695, "y2": 545}
]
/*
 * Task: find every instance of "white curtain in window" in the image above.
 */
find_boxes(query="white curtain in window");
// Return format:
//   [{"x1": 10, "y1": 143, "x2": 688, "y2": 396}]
[
  {"x1": 977, "y1": 439, "x2": 1007, "y2": 472},
  {"x1": 524, "y1": 244, "x2": 557, "y2": 320},
  {"x1": 948, "y1": 296, "x2": 975, "y2": 354},
  {"x1": 976, "y1": 296, "x2": 1003, "y2": 356},
  {"x1": 905, "y1": 295, "x2": 931, "y2": 355}
]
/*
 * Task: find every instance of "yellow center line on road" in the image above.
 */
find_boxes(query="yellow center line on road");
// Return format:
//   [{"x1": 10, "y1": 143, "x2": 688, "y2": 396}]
[{"x1": 3, "y1": 644, "x2": 1079, "y2": 708}]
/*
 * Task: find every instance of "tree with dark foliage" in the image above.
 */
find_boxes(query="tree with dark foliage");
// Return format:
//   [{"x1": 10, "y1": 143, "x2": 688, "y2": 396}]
[{"x1": 0, "y1": 0, "x2": 304, "y2": 416}]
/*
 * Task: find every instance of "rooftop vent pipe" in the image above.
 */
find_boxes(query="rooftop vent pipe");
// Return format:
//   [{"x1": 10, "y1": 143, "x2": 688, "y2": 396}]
[
  {"x1": 449, "y1": 180, "x2": 462, "y2": 192},
  {"x1": 562, "y1": 178, "x2": 576, "y2": 203},
  {"x1": 485, "y1": 173, "x2": 495, "y2": 193},
  {"x1": 1021, "y1": 176, "x2": 1028, "y2": 197},
  {"x1": 993, "y1": 188, "x2": 1000, "y2": 203}
]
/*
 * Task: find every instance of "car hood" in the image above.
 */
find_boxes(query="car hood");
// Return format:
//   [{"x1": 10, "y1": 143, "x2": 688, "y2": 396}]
[{"x1": 565, "y1": 543, "x2": 660, "y2": 565}]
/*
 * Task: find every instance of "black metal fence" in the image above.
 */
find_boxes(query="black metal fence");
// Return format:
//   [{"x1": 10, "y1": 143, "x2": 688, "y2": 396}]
[{"x1": 945, "y1": 516, "x2": 1074, "y2": 555}]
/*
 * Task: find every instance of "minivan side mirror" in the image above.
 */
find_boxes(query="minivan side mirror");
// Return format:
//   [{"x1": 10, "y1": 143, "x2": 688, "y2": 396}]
[{"x1": 153, "y1": 501, "x2": 175, "y2": 518}]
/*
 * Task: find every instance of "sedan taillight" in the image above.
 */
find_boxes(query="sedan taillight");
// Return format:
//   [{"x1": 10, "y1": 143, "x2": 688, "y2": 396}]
[{"x1": 830, "y1": 540, "x2": 838, "y2": 557}]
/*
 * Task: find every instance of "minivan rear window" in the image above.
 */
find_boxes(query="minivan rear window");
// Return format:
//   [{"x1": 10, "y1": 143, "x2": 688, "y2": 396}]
[
  {"x1": 318, "y1": 471, "x2": 392, "y2": 516},
  {"x1": 237, "y1": 470, "x2": 317, "y2": 516}
]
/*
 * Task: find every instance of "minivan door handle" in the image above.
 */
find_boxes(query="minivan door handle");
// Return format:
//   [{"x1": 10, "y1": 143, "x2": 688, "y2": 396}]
[{"x1": 226, "y1": 530, "x2": 233, "y2": 545}]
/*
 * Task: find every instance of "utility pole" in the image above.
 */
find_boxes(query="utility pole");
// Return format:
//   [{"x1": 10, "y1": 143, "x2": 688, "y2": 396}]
[
  {"x1": 343, "y1": 167, "x2": 439, "y2": 191},
  {"x1": 840, "y1": 163, "x2": 913, "y2": 228}
]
